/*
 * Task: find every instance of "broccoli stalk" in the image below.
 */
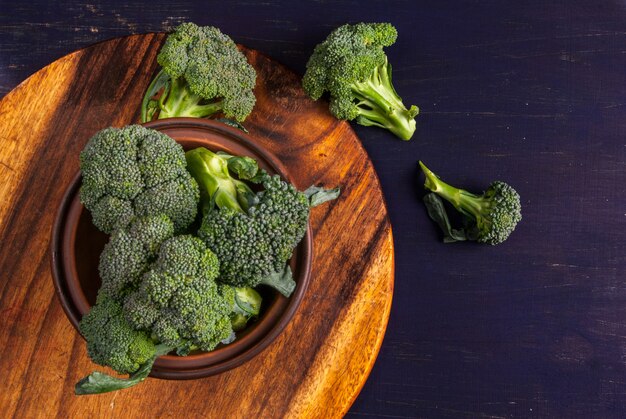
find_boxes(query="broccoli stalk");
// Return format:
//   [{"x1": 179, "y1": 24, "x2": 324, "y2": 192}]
[
  {"x1": 185, "y1": 147, "x2": 259, "y2": 214},
  {"x1": 419, "y1": 161, "x2": 522, "y2": 245},
  {"x1": 144, "y1": 70, "x2": 224, "y2": 120},
  {"x1": 141, "y1": 23, "x2": 256, "y2": 123},
  {"x1": 230, "y1": 287, "x2": 263, "y2": 331},
  {"x1": 303, "y1": 22, "x2": 418, "y2": 140},
  {"x1": 351, "y1": 58, "x2": 418, "y2": 140}
]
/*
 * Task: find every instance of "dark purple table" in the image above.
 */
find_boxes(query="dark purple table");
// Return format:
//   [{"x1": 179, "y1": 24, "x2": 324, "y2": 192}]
[{"x1": 2, "y1": 1, "x2": 625, "y2": 417}]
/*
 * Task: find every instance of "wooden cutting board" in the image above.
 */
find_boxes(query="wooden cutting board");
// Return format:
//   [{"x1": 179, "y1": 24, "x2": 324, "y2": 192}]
[{"x1": 0, "y1": 34, "x2": 393, "y2": 418}]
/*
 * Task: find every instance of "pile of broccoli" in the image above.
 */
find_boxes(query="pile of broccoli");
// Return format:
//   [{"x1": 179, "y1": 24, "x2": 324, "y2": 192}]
[
  {"x1": 141, "y1": 22, "x2": 257, "y2": 123},
  {"x1": 76, "y1": 124, "x2": 338, "y2": 394},
  {"x1": 303, "y1": 22, "x2": 419, "y2": 141},
  {"x1": 71, "y1": 19, "x2": 524, "y2": 397},
  {"x1": 77, "y1": 215, "x2": 263, "y2": 394}
]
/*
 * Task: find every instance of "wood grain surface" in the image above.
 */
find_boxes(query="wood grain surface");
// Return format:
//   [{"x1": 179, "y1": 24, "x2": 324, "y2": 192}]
[{"x1": 0, "y1": 34, "x2": 393, "y2": 418}]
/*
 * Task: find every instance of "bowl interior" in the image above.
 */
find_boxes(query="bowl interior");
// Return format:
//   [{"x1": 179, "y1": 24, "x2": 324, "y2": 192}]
[{"x1": 52, "y1": 119, "x2": 312, "y2": 379}]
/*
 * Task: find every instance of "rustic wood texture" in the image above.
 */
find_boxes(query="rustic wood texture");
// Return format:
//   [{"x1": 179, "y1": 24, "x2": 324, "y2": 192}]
[{"x1": 0, "y1": 34, "x2": 393, "y2": 418}]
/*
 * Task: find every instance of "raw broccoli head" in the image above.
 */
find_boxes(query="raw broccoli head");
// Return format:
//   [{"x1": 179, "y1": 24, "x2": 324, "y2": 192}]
[
  {"x1": 186, "y1": 147, "x2": 339, "y2": 297},
  {"x1": 198, "y1": 173, "x2": 310, "y2": 297},
  {"x1": 419, "y1": 161, "x2": 522, "y2": 245},
  {"x1": 141, "y1": 22, "x2": 257, "y2": 122},
  {"x1": 303, "y1": 22, "x2": 418, "y2": 140},
  {"x1": 123, "y1": 235, "x2": 234, "y2": 354},
  {"x1": 79, "y1": 125, "x2": 199, "y2": 234},
  {"x1": 79, "y1": 292, "x2": 156, "y2": 374},
  {"x1": 98, "y1": 215, "x2": 175, "y2": 300}
]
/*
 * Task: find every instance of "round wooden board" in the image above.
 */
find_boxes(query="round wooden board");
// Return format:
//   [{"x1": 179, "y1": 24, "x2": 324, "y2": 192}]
[{"x1": 0, "y1": 34, "x2": 393, "y2": 418}]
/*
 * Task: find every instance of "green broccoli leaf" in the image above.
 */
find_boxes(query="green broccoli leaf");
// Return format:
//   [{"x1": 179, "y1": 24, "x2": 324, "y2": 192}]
[
  {"x1": 304, "y1": 185, "x2": 341, "y2": 207},
  {"x1": 258, "y1": 265, "x2": 296, "y2": 297},
  {"x1": 422, "y1": 193, "x2": 467, "y2": 243},
  {"x1": 75, "y1": 344, "x2": 172, "y2": 395}
]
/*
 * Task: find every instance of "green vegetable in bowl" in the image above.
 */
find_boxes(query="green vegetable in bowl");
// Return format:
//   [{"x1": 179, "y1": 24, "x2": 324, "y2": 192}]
[
  {"x1": 79, "y1": 125, "x2": 199, "y2": 234},
  {"x1": 123, "y1": 235, "x2": 232, "y2": 355},
  {"x1": 186, "y1": 147, "x2": 340, "y2": 297},
  {"x1": 303, "y1": 22, "x2": 418, "y2": 140},
  {"x1": 76, "y1": 216, "x2": 262, "y2": 395},
  {"x1": 419, "y1": 161, "x2": 522, "y2": 245},
  {"x1": 79, "y1": 293, "x2": 157, "y2": 376},
  {"x1": 141, "y1": 22, "x2": 257, "y2": 123}
]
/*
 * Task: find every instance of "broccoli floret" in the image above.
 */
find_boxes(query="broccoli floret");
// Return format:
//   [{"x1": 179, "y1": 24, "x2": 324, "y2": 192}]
[
  {"x1": 141, "y1": 23, "x2": 257, "y2": 123},
  {"x1": 198, "y1": 173, "x2": 310, "y2": 297},
  {"x1": 80, "y1": 125, "x2": 199, "y2": 234},
  {"x1": 186, "y1": 147, "x2": 339, "y2": 297},
  {"x1": 123, "y1": 235, "x2": 234, "y2": 354},
  {"x1": 98, "y1": 215, "x2": 175, "y2": 299},
  {"x1": 79, "y1": 293, "x2": 156, "y2": 375},
  {"x1": 77, "y1": 219, "x2": 265, "y2": 395},
  {"x1": 419, "y1": 161, "x2": 522, "y2": 245},
  {"x1": 303, "y1": 22, "x2": 418, "y2": 140},
  {"x1": 76, "y1": 292, "x2": 174, "y2": 395}
]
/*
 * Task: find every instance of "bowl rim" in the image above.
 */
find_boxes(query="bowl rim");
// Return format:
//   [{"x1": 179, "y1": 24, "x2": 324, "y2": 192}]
[{"x1": 50, "y1": 118, "x2": 313, "y2": 379}]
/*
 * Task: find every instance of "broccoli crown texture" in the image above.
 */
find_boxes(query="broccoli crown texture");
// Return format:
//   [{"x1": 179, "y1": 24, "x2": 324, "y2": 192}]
[
  {"x1": 79, "y1": 293, "x2": 156, "y2": 374},
  {"x1": 302, "y1": 22, "x2": 418, "y2": 140},
  {"x1": 142, "y1": 22, "x2": 256, "y2": 122},
  {"x1": 198, "y1": 174, "x2": 309, "y2": 296},
  {"x1": 419, "y1": 161, "x2": 522, "y2": 245},
  {"x1": 123, "y1": 235, "x2": 233, "y2": 353},
  {"x1": 80, "y1": 125, "x2": 199, "y2": 234},
  {"x1": 98, "y1": 215, "x2": 175, "y2": 300}
]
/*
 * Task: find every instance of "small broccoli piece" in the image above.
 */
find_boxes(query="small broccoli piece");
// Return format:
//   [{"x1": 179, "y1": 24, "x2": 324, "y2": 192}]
[
  {"x1": 303, "y1": 22, "x2": 418, "y2": 140},
  {"x1": 123, "y1": 235, "x2": 234, "y2": 354},
  {"x1": 418, "y1": 161, "x2": 522, "y2": 245},
  {"x1": 228, "y1": 286, "x2": 263, "y2": 332},
  {"x1": 141, "y1": 23, "x2": 257, "y2": 123},
  {"x1": 80, "y1": 125, "x2": 199, "y2": 234},
  {"x1": 79, "y1": 293, "x2": 156, "y2": 375},
  {"x1": 198, "y1": 173, "x2": 310, "y2": 297},
  {"x1": 98, "y1": 215, "x2": 174, "y2": 300},
  {"x1": 185, "y1": 147, "x2": 258, "y2": 214},
  {"x1": 303, "y1": 185, "x2": 341, "y2": 207}
]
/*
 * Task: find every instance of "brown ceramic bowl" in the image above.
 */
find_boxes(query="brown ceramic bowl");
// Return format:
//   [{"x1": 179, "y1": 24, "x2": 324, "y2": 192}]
[{"x1": 50, "y1": 118, "x2": 312, "y2": 379}]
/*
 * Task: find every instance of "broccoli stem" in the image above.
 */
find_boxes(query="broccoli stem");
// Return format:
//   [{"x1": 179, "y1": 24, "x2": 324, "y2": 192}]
[
  {"x1": 159, "y1": 77, "x2": 224, "y2": 119},
  {"x1": 75, "y1": 344, "x2": 172, "y2": 395},
  {"x1": 352, "y1": 58, "x2": 418, "y2": 140},
  {"x1": 230, "y1": 287, "x2": 262, "y2": 331},
  {"x1": 141, "y1": 70, "x2": 171, "y2": 122},
  {"x1": 186, "y1": 148, "x2": 256, "y2": 214},
  {"x1": 419, "y1": 161, "x2": 486, "y2": 220}
]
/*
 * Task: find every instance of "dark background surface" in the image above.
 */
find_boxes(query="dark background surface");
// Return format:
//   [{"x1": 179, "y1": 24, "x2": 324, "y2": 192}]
[{"x1": 1, "y1": 1, "x2": 625, "y2": 417}]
